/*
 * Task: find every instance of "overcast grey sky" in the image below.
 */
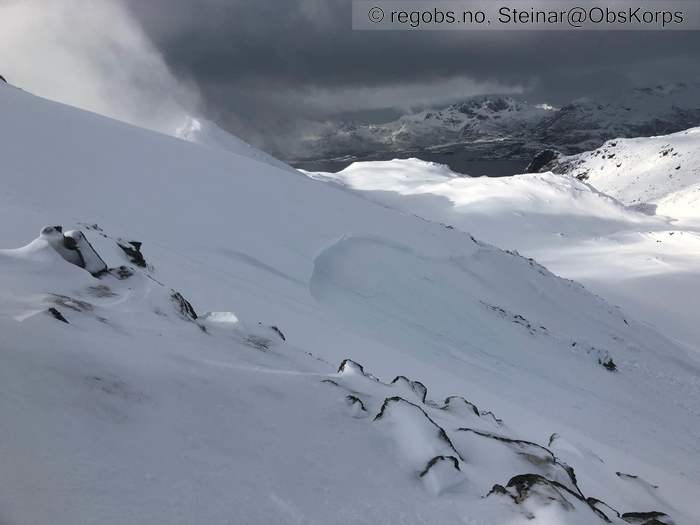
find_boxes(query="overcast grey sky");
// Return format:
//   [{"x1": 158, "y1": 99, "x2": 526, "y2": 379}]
[{"x1": 123, "y1": 1, "x2": 700, "y2": 153}]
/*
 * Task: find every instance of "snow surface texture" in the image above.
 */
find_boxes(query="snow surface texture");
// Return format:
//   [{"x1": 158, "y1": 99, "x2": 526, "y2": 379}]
[
  {"x1": 306, "y1": 155, "x2": 700, "y2": 353},
  {"x1": 1, "y1": 82, "x2": 699, "y2": 524}
]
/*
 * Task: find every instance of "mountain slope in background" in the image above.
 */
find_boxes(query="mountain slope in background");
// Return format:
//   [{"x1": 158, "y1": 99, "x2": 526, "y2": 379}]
[
  {"x1": 2, "y1": 82, "x2": 700, "y2": 524},
  {"x1": 539, "y1": 126, "x2": 700, "y2": 221},
  {"x1": 292, "y1": 83, "x2": 700, "y2": 174},
  {"x1": 298, "y1": 96, "x2": 554, "y2": 159}
]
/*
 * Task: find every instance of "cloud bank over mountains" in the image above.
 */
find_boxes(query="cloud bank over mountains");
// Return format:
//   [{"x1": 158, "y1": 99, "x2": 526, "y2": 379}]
[{"x1": 0, "y1": 0, "x2": 201, "y2": 135}]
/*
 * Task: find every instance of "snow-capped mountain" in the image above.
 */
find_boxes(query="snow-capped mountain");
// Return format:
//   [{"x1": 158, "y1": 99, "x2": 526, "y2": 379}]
[
  {"x1": 292, "y1": 83, "x2": 700, "y2": 171},
  {"x1": 535, "y1": 84, "x2": 700, "y2": 155},
  {"x1": 297, "y1": 95, "x2": 554, "y2": 161},
  {"x1": 2, "y1": 81, "x2": 700, "y2": 525},
  {"x1": 535, "y1": 126, "x2": 700, "y2": 221}
]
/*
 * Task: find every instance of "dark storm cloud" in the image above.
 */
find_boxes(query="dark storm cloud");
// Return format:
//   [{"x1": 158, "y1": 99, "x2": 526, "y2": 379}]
[{"x1": 123, "y1": 0, "x2": 700, "y2": 155}]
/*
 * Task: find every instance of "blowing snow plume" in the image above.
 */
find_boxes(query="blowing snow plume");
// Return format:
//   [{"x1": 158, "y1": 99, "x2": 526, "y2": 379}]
[{"x1": 0, "y1": 0, "x2": 200, "y2": 136}]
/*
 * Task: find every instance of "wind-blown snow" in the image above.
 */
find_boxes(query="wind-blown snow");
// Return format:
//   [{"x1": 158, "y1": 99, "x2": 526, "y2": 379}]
[
  {"x1": 175, "y1": 115, "x2": 294, "y2": 171},
  {"x1": 0, "y1": 0, "x2": 200, "y2": 138},
  {"x1": 1, "y1": 81, "x2": 699, "y2": 524}
]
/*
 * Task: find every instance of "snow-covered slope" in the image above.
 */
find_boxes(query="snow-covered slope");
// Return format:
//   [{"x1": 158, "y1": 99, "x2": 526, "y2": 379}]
[
  {"x1": 292, "y1": 83, "x2": 700, "y2": 167},
  {"x1": 306, "y1": 157, "x2": 700, "y2": 358},
  {"x1": 307, "y1": 158, "x2": 649, "y2": 231},
  {"x1": 2, "y1": 82, "x2": 700, "y2": 524},
  {"x1": 541, "y1": 126, "x2": 700, "y2": 220},
  {"x1": 175, "y1": 115, "x2": 294, "y2": 171}
]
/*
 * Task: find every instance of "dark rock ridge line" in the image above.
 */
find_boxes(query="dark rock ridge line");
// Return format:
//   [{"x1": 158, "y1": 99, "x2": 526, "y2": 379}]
[
  {"x1": 374, "y1": 396, "x2": 465, "y2": 462},
  {"x1": 620, "y1": 511, "x2": 673, "y2": 524},
  {"x1": 36, "y1": 225, "x2": 289, "y2": 348},
  {"x1": 336, "y1": 360, "x2": 503, "y2": 424},
  {"x1": 47, "y1": 307, "x2": 69, "y2": 324},
  {"x1": 327, "y1": 358, "x2": 675, "y2": 523},
  {"x1": 459, "y1": 427, "x2": 583, "y2": 498},
  {"x1": 345, "y1": 395, "x2": 368, "y2": 413},
  {"x1": 390, "y1": 375, "x2": 428, "y2": 404},
  {"x1": 170, "y1": 290, "x2": 198, "y2": 321},
  {"x1": 419, "y1": 455, "x2": 461, "y2": 478},
  {"x1": 488, "y1": 473, "x2": 613, "y2": 522},
  {"x1": 117, "y1": 240, "x2": 147, "y2": 268}
]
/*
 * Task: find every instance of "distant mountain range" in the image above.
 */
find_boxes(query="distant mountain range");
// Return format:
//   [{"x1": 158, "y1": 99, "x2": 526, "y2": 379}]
[{"x1": 290, "y1": 83, "x2": 700, "y2": 175}]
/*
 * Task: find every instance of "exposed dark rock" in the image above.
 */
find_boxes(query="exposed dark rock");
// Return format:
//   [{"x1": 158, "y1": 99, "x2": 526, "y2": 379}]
[
  {"x1": 117, "y1": 240, "x2": 147, "y2": 267},
  {"x1": 40, "y1": 225, "x2": 82, "y2": 267},
  {"x1": 440, "y1": 395, "x2": 503, "y2": 424},
  {"x1": 47, "y1": 307, "x2": 69, "y2": 324},
  {"x1": 0, "y1": 73, "x2": 6, "y2": 83},
  {"x1": 338, "y1": 359, "x2": 365, "y2": 374},
  {"x1": 482, "y1": 302, "x2": 545, "y2": 335},
  {"x1": 459, "y1": 427, "x2": 583, "y2": 497},
  {"x1": 374, "y1": 396, "x2": 464, "y2": 461},
  {"x1": 111, "y1": 266, "x2": 134, "y2": 280},
  {"x1": 270, "y1": 325, "x2": 286, "y2": 341},
  {"x1": 490, "y1": 474, "x2": 573, "y2": 507},
  {"x1": 64, "y1": 230, "x2": 108, "y2": 277},
  {"x1": 61, "y1": 234, "x2": 83, "y2": 260},
  {"x1": 621, "y1": 511, "x2": 673, "y2": 524},
  {"x1": 170, "y1": 290, "x2": 198, "y2": 321},
  {"x1": 599, "y1": 357, "x2": 617, "y2": 372},
  {"x1": 245, "y1": 335, "x2": 271, "y2": 350},
  {"x1": 459, "y1": 428, "x2": 555, "y2": 461},
  {"x1": 487, "y1": 483, "x2": 509, "y2": 496},
  {"x1": 615, "y1": 472, "x2": 659, "y2": 489},
  {"x1": 419, "y1": 455, "x2": 461, "y2": 478},
  {"x1": 480, "y1": 410, "x2": 503, "y2": 424},
  {"x1": 488, "y1": 473, "x2": 612, "y2": 522},
  {"x1": 441, "y1": 395, "x2": 480, "y2": 416},
  {"x1": 345, "y1": 395, "x2": 367, "y2": 413},
  {"x1": 587, "y1": 497, "x2": 622, "y2": 520},
  {"x1": 40, "y1": 225, "x2": 112, "y2": 277},
  {"x1": 337, "y1": 359, "x2": 381, "y2": 381},
  {"x1": 391, "y1": 375, "x2": 428, "y2": 403},
  {"x1": 526, "y1": 149, "x2": 560, "y2": 173},
  {"x1": 616, "y1": 471, "x2": 639, "y2": 480}
]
